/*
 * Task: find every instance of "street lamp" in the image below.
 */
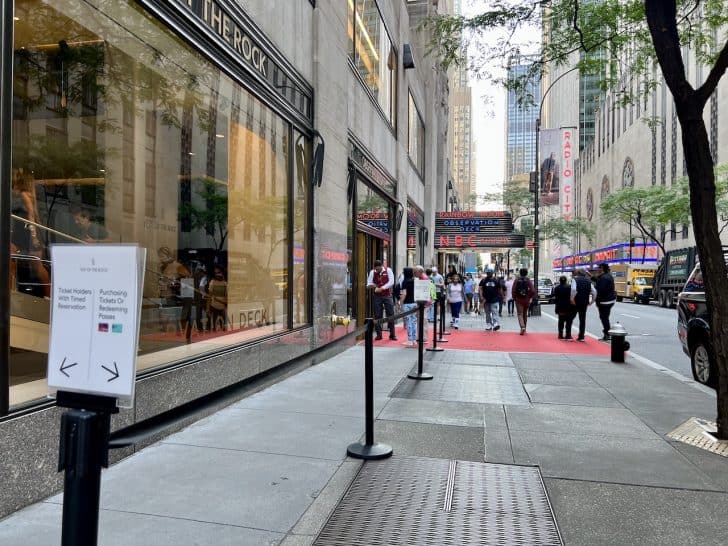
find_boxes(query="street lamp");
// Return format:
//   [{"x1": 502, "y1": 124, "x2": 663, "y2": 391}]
[{"x1": 532, "y1": 65, "x2": 580, "y2": 316}]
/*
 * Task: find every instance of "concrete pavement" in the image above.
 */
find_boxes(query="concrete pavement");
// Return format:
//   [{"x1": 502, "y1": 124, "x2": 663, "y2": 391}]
[{"x1": 0, "y1": 311, "x2": 726, "y2": 545}]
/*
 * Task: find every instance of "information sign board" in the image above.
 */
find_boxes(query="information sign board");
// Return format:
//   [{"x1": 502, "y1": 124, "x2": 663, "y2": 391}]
[
  {"x1": 47, "y1": 245, "x2": 146, "y2": 407},
  {"x1": 414, "y1": 279, "x2": 431, "y2": 302}
]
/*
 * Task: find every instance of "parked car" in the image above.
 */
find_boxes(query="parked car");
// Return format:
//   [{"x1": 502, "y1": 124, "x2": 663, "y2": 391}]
[
  {"x1": 677, "y1": 264, "x2": 715, "y2": 388},
  {"x1": 537, "y1": 278, "x2": 555, "y2": 303}
]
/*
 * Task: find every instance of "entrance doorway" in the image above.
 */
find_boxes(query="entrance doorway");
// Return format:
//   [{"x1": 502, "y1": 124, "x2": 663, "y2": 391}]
[{"x1": 354, "y1": 231, "x2": 390, "y2": 326}]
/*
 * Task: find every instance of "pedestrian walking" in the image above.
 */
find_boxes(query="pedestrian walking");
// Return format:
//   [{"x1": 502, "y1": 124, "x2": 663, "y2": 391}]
[
  {"x1": 472, "y1": 272, "x2": 481, "y2": 314},
  {"x1": 554, "y1": 275, "x2": 576, "y2": 340},
  {"x1": 448, "y1": 274, "x2": 464, "y2": 329},
  {"x1": 505, "y1": 275, "x2": 515, "y2": 316},
  {"x1": 497, "y1": 275, "x2": 506, "y2": 316},
  {"x1": 479, "y1": 270, "x2": 503, "y2": 331},
  {"x1": 595, "y1": 263, "x2": 617, "y2": 341},
  {"x1": 464, "y1": 273, "x2": 475, "y2": 313},
  {"x1": 570, "y1": 268, "x2": 597, "y2": 342},
  {"x1": 398, "y1": 267, "x2": 417, "y2": 347},
  {"x1": 429, "y1": 266, "x2": 446, "y2": 323},
  {"x1": 366, "y1": 259, "x2": 397, "y2": 341},
  {"x1": 512, "y1": 268, "x2": 536, "y2": 334}
]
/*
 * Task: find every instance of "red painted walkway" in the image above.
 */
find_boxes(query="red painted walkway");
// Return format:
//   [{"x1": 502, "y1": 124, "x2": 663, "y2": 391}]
[{"x1": 374, "y1": 325, "x2": 612, "y2": 355}]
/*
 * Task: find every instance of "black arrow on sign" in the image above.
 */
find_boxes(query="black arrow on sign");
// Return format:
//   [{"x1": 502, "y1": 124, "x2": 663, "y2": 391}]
[
  {"x1": 59, "y1": 357, "x2": 78, "y2": 377},
  {"x1": 101, "y1": 362, "x2": 119, "y2": 382}
]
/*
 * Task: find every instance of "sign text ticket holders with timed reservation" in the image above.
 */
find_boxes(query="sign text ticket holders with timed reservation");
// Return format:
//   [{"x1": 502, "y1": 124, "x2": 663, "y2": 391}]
[{"x1": 48, "y1": 244, "x2": 145, "y2": 546}]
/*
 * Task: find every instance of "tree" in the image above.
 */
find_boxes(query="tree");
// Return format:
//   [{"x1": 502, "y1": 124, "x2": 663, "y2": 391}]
[
  {"x1": 426, "y1": 1, "x2": 728, "y2": 438},
  {"x1": 601, "y1": 165, "x2": 728, "y2": 255}
]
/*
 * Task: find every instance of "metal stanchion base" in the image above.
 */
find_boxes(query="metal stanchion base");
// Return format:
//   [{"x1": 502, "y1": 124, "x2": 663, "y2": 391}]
[
  {"x1": 530, "y1": 304, "x2": 542, "y2": 317},
  {"x1": 347, "y1": 442, "x2": 393, "y2": 460},
  {"x1": 426, "y1": 346, "x2": 444, "y2": 352},
  {"x1": 441, "y1": 331, "x2": 452, "y2": 336},
  {"x1": 407, "y1": 371, "x2": 433, "y2": 380},
  {"x1": 437, "y1": 338, "x2": 449, "y2": 343}
]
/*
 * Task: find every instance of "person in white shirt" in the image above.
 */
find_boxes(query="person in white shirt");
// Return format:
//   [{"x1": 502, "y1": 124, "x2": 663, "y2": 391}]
[
  {"x1": 447, "y1": 274, "x2": 464, "y2": 329},
  {"x1": 366, "y1": 259, "x2": 397, "y2": 340},
  {"x1": 505, "y1": 276, "x2": 515, "y2": 316}
]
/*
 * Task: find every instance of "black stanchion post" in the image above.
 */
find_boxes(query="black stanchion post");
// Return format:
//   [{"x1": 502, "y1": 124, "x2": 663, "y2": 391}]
[
  {"x1": 57, "y1": 392, "x2": 118, "y2": 546},
  {"x1": 347, "y1": 318, "x2": 393, "y2": 460},
  {"x1": 409, "y1": 302, "x2": 433, "y2": 380},
  {"x1": 426, "y1": 296, "x2": 444, "y2": 353},
  {"x1": 440, "y1": 296, "x2": 451, "y2": 337}
]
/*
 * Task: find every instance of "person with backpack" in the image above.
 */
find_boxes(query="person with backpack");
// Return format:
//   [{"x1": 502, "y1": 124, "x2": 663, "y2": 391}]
[
  {"x1": 513, "y1": 268, "x2": 536, "y2": 335},
  {"x1": 570, "y1": 268, "x2": 597, "y2": 342},
  {"x1": 554, "y1": 275, "x2": 576, "y2": 340},
  {"x1": 595, "y1": 263, "x2": 617, "y2": 341},
  {"x1": 479, "y1": 270, "x2": 503, "y2": 331}
]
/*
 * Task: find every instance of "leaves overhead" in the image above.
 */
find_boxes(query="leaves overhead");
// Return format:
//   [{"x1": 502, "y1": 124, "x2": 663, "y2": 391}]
[{"x1": 424, "y1": 1, "x2": 728, "y2": 106}]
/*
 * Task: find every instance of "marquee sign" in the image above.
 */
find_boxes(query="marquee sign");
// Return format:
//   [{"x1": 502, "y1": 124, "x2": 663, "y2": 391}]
[
  {"x1": 435, "y1": 211, "x2": 513, "y2": 235},
  {"x1": 436, "y1": 234, "x2": 526, "y2": 249}
]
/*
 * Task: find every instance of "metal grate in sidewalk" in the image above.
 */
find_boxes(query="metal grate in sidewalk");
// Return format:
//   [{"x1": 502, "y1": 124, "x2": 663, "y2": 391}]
[
  {"x1": 667, "y1": 417, "x2": 728, "y2": 457},
  {"x1": 314, "y1": 456, "x2": 562, "y2": 546}
]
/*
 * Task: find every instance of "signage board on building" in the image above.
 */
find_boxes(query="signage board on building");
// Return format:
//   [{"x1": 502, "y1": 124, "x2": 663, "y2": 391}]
[
  {"x1": 172, "y1": 0, "x2": 312, "y2": 120},
  {"x1": 539, "y1": 129, "x2": 560, "y2": 207},
  {"x1": 434, "y1": 211, "x2": 514, "y2": 236},
  {"x1": 435, "y1": 234, "x2": 525, "y2": 249},
  {"x1": 560, "y1": 128, "x2": 577, "y2": 221},
  {"x1": 47, "y1": 245, "x2": 145, "y2": 407}
]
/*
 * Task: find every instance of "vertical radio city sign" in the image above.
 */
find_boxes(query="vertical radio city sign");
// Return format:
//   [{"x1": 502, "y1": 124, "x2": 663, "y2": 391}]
[{"x1": 561, "y1": 128, "x2": 576, "y2": 221}]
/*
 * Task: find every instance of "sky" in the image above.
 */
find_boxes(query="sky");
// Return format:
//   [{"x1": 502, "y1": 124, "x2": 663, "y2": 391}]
[{"x1": 461, "y1": 1, "x2": 537, "y2": 201}]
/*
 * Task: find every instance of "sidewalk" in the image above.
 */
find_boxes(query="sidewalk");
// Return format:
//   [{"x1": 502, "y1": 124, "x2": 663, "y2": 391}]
[{"x1": 1, "y1": 311, "x2": 727, "y2": 545}]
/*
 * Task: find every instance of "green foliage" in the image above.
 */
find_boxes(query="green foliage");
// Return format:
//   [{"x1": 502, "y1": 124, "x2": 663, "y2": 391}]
[
  {"x1": 424, "y1": 1, "x2": 728, "y2": 105},
  {"x1": 540, "y1": 217, "x2": 596, "y2": 247}
]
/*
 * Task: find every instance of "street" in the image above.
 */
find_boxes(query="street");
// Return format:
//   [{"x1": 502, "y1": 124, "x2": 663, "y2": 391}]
[{"x1": 544, "y1": 301, "x2": 691, "y2": 380}]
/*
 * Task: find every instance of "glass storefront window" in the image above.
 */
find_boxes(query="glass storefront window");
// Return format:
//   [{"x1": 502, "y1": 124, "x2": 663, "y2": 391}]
[
  {"x1": 408, "y1": 92, "x2": 425, "y2": 176},
  {"x1": 348, "y1": 0, "x2": 397, "y2": 125},
  {"x1": 9, "y1": 0, "x2": 306, "y2": 407}
]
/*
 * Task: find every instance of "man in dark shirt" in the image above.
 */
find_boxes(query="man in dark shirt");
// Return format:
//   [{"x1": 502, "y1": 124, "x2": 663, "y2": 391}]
[
  {"x1": 595, "y1": 263, "x2": 617, "y2": 341},
  {"x1": 479, "y1": 270, "x2": 503, "y2": 331}
]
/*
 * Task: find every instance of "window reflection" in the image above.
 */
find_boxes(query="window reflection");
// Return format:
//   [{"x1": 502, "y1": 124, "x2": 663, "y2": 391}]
[
  {"x1": 348, "y1": 0, "x2": 397, "y2": 125},
  {"x1": 408, "y1": 93, "x2": 425, "y2": 176},
  {"x1": 9, "y1": 0, "x2": 298, "y2": 407}
]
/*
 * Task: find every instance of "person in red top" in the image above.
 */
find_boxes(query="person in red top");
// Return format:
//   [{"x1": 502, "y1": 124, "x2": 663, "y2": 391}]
[
  {"x1": 366, "y1": 259, "x2": 397, "y2": 340},
  {"x1": 512, "y1": 268, "x2": 537, "y2": 335}
]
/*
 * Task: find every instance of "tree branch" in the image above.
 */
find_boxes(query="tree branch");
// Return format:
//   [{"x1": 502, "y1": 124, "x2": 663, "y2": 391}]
[
  {"x1": 697, "y1": 38, "x2": 728, "y2": 106},
  {"x1": 645, "y1": 0, "x2": 693, "y2": 106}
]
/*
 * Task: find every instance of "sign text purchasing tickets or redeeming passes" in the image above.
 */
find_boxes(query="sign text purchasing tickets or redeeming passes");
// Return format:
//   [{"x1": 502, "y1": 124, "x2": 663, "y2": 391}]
[{"x1": 47, "y1": 245, "x2": 145, "y2": 407}]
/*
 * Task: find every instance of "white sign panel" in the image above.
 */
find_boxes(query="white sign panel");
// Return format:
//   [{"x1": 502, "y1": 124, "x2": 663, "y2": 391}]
[
  {"x1": 47, "y1": 245, "x2": 145, "y2": 407},
  {"x1": 413, "y1": 279, "x2": 431, "y2": 302}
]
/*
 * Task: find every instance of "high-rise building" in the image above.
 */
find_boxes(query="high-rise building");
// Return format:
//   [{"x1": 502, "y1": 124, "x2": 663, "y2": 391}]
[
  {"x1": 448, "y1": 0, "x2": 475, "y2": 209},
  {"x1": 505, "y1": 56, "x2": 541, "y2": 181}
]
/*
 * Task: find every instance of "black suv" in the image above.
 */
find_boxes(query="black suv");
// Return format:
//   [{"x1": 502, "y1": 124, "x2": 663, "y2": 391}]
[{"x1": 677, "y1": 264, "x2": 716, "y2": 387}]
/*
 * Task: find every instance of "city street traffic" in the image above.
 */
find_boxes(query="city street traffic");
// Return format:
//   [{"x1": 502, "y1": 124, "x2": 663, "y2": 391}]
[{"x1": 543, "y1": 301, "x2": 691, "y2": 380}]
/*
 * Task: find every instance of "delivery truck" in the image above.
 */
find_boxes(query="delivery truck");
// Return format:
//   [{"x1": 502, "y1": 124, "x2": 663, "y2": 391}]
[
  {"x1": 651, "y1": 246, "x2": 698, "y2": 308},
  {"x1": 609, "y1": 263, "x2": 657, "y2": 303}
]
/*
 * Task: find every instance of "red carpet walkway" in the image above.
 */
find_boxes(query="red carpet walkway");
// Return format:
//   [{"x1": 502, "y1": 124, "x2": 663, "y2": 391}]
[{"x1": 373, "y1": 325, "x2": 612, "y2": 355}]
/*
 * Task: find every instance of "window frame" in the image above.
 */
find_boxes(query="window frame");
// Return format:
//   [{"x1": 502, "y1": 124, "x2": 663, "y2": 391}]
[{"x1": 407, "y1": 90, "x2": 425, "y2": 179}]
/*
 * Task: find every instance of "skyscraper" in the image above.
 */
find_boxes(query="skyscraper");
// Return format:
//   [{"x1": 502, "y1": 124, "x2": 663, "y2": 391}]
[{"x1": 505, "y1": 56, "x2": 541, "y2": 181}]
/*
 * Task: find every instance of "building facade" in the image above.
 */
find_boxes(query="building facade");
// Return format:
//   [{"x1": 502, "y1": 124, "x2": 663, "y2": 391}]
[
  {"x1": 505, "y1": 56, "x2": 540, "y2": 181},
  {"x1": 544, "y1": 44, "x2": 728, "y2": 262},
  {"x1": 0, "y1": 0, "x2": 452, "y2": 516},
  {"x1": 449, "y1": 51, "x2": 474, "y2": 209}
]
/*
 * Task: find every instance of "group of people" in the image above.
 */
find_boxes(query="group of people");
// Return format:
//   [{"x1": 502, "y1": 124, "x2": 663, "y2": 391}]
[
  {"x1": 368, "y1": 259, "x2": 617, "y2": 343},
  {"x1": 554, "y1": 263, "x2": 616, "y2": 342}
]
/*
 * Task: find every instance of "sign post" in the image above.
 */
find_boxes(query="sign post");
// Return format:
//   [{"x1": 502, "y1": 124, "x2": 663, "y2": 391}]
[
  {"x1": 408, "y1": 285, "x2": 433, "y2": 380},
  {"x1": 48, "y1": 244, "x2": 145, "y2": 546}
]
